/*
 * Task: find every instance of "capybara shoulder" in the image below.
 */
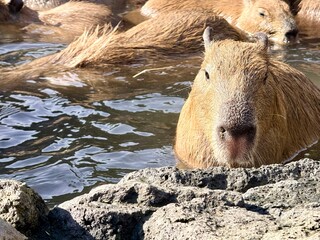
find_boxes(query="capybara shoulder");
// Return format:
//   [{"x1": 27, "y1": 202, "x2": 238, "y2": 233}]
[
  {"x1": 38, "y1": 2, "x2": 112, "y2": 36},
  {"x1": 296, "y1": 0, "x2": 320, "y2": 37},
  {"x1": 174, "y1": 27, "x2": 320, "y2": 168}
]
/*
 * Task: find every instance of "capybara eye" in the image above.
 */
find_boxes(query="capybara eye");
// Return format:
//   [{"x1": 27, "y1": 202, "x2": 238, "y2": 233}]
[
  {"x1": 205, "y1": 70, "x2": 210, "y2": 80},
  {"x1": 258, "y1": 8, "x2": 267, "y2": 17}
]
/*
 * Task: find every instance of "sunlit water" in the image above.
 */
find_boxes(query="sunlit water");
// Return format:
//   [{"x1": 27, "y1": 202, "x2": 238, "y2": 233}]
[{"x1": 0, "y1": 24, "x2": 319, "y2": 207}]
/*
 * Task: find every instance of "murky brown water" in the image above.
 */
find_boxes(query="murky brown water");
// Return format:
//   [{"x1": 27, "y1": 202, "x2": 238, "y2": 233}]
[{"x1": 0, "y1": 22, "x2": 319, "y2": 207}]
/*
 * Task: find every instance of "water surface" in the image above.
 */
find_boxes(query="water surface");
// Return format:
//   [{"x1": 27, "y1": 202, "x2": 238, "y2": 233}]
[{"x1": 0, "y1": 23, "x2": 319, "y2": 207}]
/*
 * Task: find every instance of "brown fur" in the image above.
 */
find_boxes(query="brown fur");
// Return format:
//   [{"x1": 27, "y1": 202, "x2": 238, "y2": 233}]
[
  {"x1": 175, "y1": 30, "x2": 320, "y2": 168},
  {"x1": 141, "y1": 0, "x2": 300, "y2": 45},
  {"x1": 23, "y1": 0, "x2": 128, "y2": 11},
  {"x1": 296, "y1": 0, "x2": 320, "y2": 37},
  {"x1": 0, "y1": 1, "x2": 112, "y2": 43},
  {"x1": 26, "y1": 11, "x2": 245, "y2": 68}
]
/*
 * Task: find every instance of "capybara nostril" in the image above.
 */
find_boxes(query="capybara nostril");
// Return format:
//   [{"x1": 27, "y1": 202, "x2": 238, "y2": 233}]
[
  {"x1": 217, "y1": 123, "x2": 256, "y2": 161},
  {"x1": 285, "y1": 29, "x2": 299, "y2": 41},
  {"x1": 218, "y1": 126, "x2": 226, "y2": 140},
  {"x1": 218, "y1": 124, "x2": 256, "y2": 143}
]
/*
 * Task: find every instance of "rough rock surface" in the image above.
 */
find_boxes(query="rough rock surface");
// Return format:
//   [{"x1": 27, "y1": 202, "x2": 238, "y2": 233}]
[
  {"x1": 0, "y1": 179, "x2": 49, "y2": 236},
  {"x1": 43, "y1": 158, "x2": 320, "y2": 240},
  {"x1": 0, "y1": 218, "x2": 27, "y2": 240}
]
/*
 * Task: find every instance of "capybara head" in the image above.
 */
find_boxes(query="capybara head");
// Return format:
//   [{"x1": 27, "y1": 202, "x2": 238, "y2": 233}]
[
  {"x1": 175, "y1": 27, "x2": 320, "y2": 168},
  {"x1": 236, "y1": 0, "x2": 300, "y2": 44}
]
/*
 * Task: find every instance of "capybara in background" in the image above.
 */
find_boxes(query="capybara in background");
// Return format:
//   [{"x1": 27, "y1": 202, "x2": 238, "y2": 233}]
[
  {"x1": 23, "y1": 11, "x2": 245, "y2": 68},
  {"x1": 23, "y1": 0, "x2": 67, "y2": 10},
  {"x1": 23, "y1": 0, "x2": 128, "y2": 12},
  {"x1": 296, "y1": 0, "x2": 320, "y2": 37},
  {"x1": 0, "y1": 0, "x2": 112, "y2": 43},
  {"x1": 141, "y1": 0, "x2": 300, "y2": 45},
  {"x1": 175, "y1": 27, "x2": 320, "y2": 168},
  {"x1": 22, "y1": 0, "x2": 145, "y2": 11}
]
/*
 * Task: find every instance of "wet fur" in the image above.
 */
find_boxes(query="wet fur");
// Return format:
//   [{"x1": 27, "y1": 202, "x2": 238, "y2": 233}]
[
  {"x1": 26, "y1": 11, "x2": 245, "y2": 68},
  {"x1": 175, "y1": 38, "x2": 320, "y2": 168}
]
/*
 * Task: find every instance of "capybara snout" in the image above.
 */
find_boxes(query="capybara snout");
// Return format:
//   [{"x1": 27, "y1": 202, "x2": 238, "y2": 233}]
[
  {"x1": 217, "y1": 100, "x2": 257, "y2": 163},
  {"x1": 284, "y1": 28, "x2": 299, "y2": 42}
]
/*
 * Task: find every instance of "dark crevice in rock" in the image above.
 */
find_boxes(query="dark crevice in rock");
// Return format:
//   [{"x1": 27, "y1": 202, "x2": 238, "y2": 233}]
[{"x1": 242, "y1": 203, "x2": 269, "y2": 215}]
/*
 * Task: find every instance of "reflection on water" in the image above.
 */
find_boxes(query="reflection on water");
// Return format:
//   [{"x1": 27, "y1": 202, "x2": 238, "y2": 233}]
[{"x1": 0, "y1": 24, "x2": 319, "y2": 207}]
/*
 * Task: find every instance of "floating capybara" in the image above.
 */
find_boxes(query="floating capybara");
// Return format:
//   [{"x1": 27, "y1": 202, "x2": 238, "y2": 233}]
[
  {"x1": 174, "y1": 27, "x2": 320, "y2": 168},
  {"x1": 296, "y1": 0, "x2": 320, "y2": 37},
  {"x1": 141, "y1": 0, "x2": 300, "y2": 45},
  {"x1": 22, "y1": 0, "x2": 145, "y2": 11},
  {"x1": 0, "y1": 0, "x2": 112, "y2": 43},
  {"x1": 23, "y1": 0, "x2": 128, "y2": 11},
  {"x1": 22, "y1": 11, "x2": 245, "y2": 68}
]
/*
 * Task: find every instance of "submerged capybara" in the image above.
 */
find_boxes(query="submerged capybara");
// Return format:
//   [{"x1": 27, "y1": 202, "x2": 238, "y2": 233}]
[
  {"x1": 175, "y1": 27, "x2": 320, "y2": 168},
  {"x1": 22, "y1": 11, "x2": 245, "y2": 68},
  {"x1": 141, "y1": 0, "x2": 300, "y2": 45},
  {"x1": 0, "y1": 0, "x2": 112, "y2": 43}
]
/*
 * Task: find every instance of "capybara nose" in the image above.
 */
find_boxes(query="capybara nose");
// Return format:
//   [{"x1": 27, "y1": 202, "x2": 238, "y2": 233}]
[
  {"x1": 218, "y1": 124, "x2": 256, "y2": 142},
  {"x1": 285, "y1": 29, "x2": 299, "y2": 41},
  {"x1": 217, "y1": 123, "x2": 256, "y2": 160}
]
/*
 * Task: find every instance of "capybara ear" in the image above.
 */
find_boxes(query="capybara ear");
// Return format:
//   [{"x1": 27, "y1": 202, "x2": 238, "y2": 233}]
[
  {"x1": 203, "y1": 26, "x2": 214, "y2": 51},
  {"x1": 8, "y1": 0, "x2": 23, "y2": 13},
  {"x1": 254, "y1": 32, "x2": 269, "y2": 51}
]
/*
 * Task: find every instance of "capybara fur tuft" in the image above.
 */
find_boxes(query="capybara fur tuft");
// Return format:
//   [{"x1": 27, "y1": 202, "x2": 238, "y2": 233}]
[
  {"x1": 141, "y1": 0, "x2": 300, "y2": 45},
  {"x1": 174, "y1": 28, "x2": 320, "y2": 168},
  {"x1": 27, "y1": 11, "x2": 245, "y2": 68}
]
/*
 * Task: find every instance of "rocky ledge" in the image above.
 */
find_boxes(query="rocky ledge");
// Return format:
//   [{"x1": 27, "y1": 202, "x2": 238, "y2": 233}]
[{"x1": 0, "y1": 158, "x2": 320, "y2": 239}]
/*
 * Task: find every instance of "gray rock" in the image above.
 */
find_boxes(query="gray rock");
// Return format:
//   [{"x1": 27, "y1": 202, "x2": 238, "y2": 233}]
[
  {"x1": 44, "y1": 158, "x2": 320, "y2": 239},
  {"x1": 0, "y1": 179, "x2": 49, "y2": 236},
  {"x1": 0, "y1": 218, "x2": 27, "y2": 240}
]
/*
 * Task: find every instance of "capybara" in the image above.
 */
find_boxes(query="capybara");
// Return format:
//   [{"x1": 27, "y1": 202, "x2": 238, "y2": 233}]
[
  {"x1": 141, "y1": 0, "x2": 300, "y2": 45},
  {"x1": 174, "y1": 27, "x2": 320, "y2": 168},
  {"x1": 23, "y1": 0, "x2": 128, "y2": 12},
  {"x1": 22, "y1": 0, "x2": 145, "y2": 11},
  {"x1": 296, "y1": 0, "x2": 320, "y2": 37},
  {"x1": 0, "y1": 0, "x2": 112, "y2": 43},
  {"x1": 23, "y1": 0, "x2": 67, "y2": 10},
  {"x1": 24, "y1": 11, "x2": 245, "y2": 68}
]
